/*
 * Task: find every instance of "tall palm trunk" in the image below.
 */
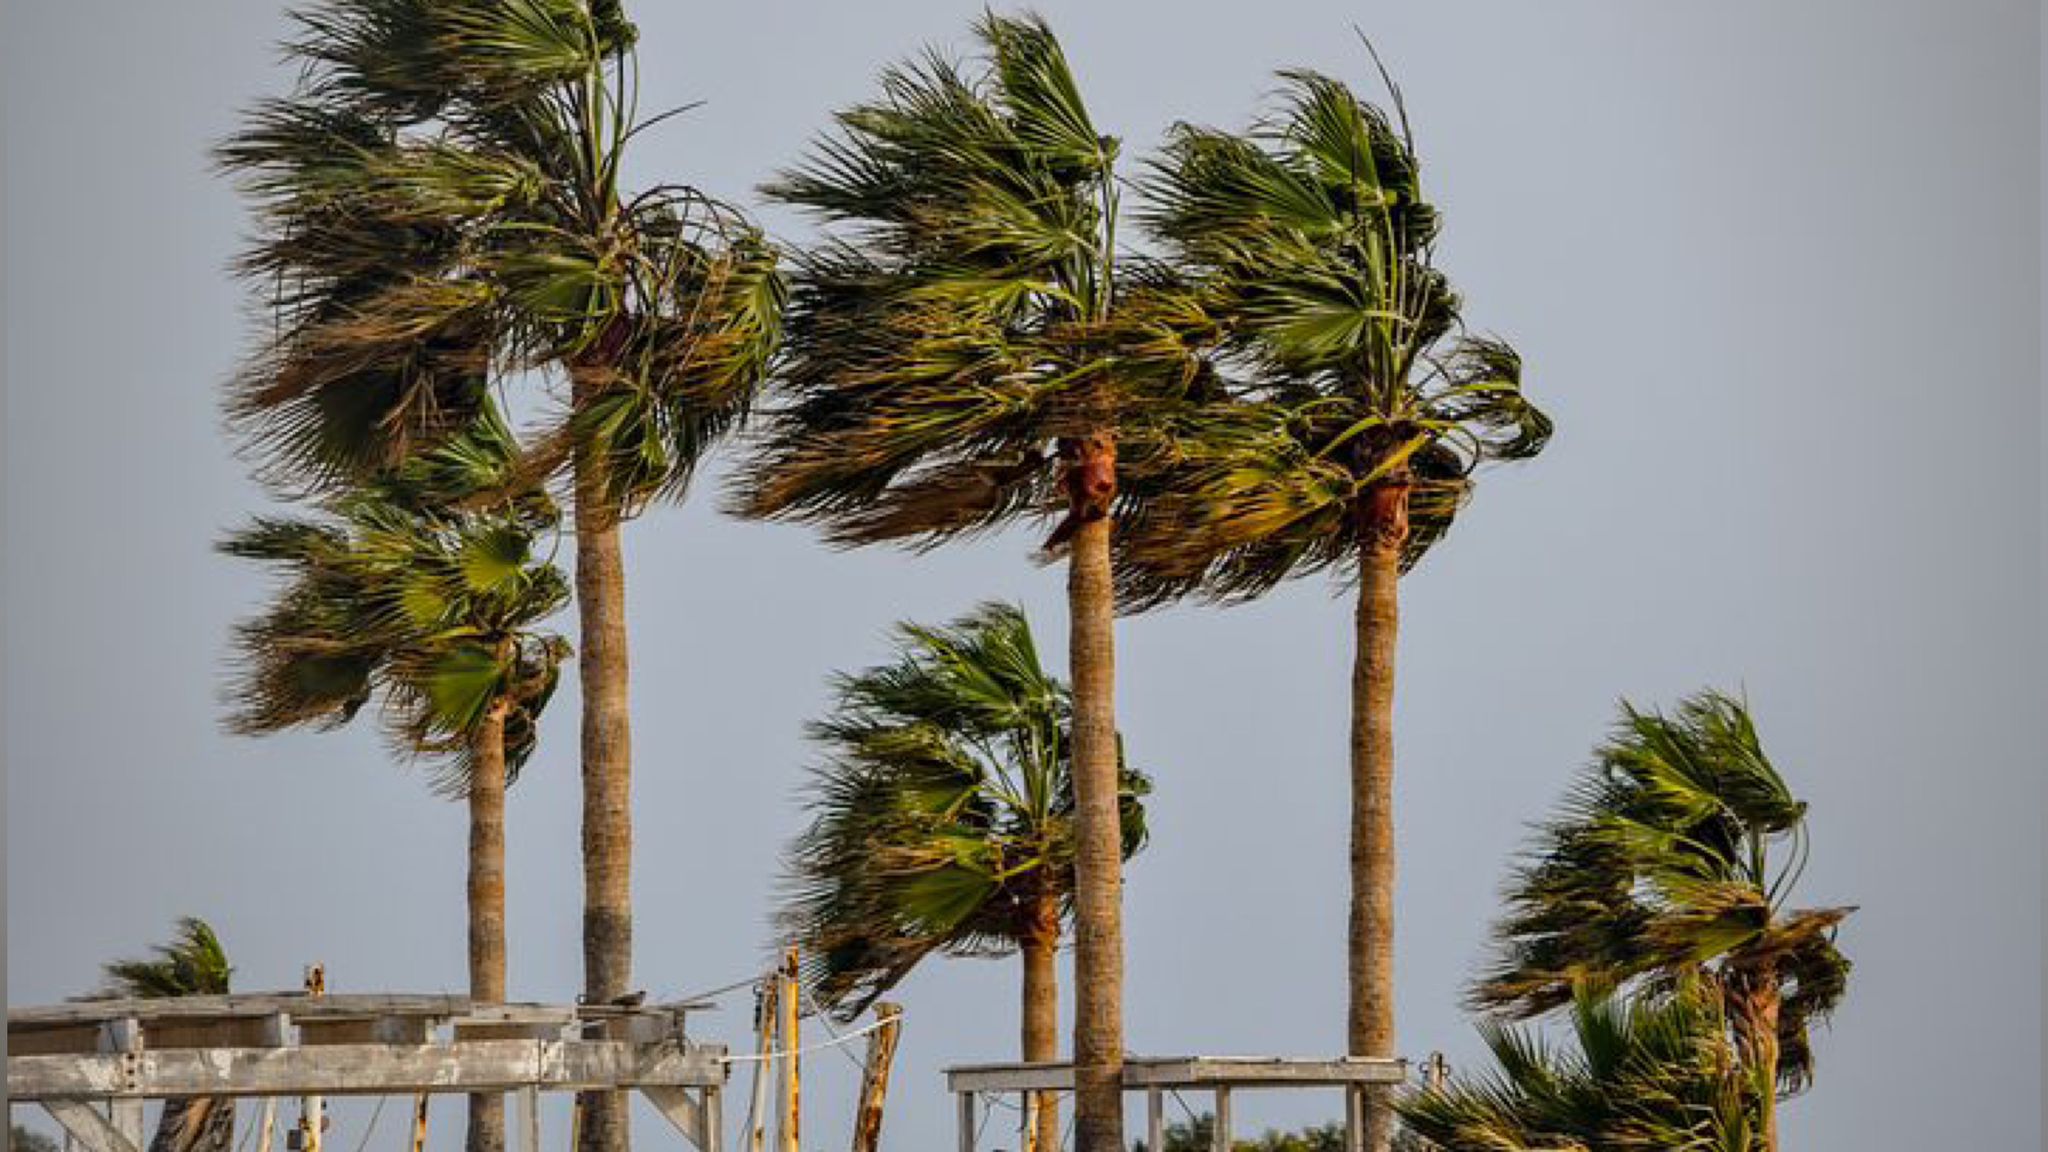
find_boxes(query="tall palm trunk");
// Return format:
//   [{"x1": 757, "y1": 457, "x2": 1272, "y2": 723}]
[
  {"x1": 1065, "y1": 433, "x2": 1124, "y2": 1152},
  {"x1": 1021, "y1": 891, "x2": 1062, "y2": 1152},
  {"x1": 573, "y1": 368, "x2": 634, "y2": 1152},
  {"x1": 1732, "y1": 965, "x2": 1783, "y2": 1152},
  {"x1": 467, "y1": 703, "x2": 510, "y2": 1152},
  {"x1": 1350, "y1": 477, "x2": 1408, "y2": 1152},
  {"x1": 150, "y1": 1096, "x2": 235, "y2": 1152}
]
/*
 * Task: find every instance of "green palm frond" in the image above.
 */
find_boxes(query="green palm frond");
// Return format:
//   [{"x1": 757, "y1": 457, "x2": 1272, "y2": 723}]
[
  {"x1": 1116, "y1": 67, "x2": 1548, "y2": 608},
  {"x1": 89, "y1": 919, "x2": 234, "y2": 1000},
  {"x1": 731, "y1": 13, "x2": 1188, "y2": 550},
  {"x1": 780, "y1": 603, "x2": 1148, "y2": 1019},
  {"x1": 225, "y1": 0, "x2": 779, "y2": 510},
  {"x1": 1471, "y1": 690, "x2": 1854, "y2": 1104},
  {"x1": 1401, "y1": 982, "x2": 1763, "y2": 1152},
  {"x1": 222, "y1": 402, "x2": 569, "y2": 797}
]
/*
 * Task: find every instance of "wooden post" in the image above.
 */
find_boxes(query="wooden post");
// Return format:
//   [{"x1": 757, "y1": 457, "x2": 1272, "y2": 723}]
[
  {"x1": 517, "y1": 1087, "x2": 540, "y2": 1152},
  {"x1": 107, "y1": 1100, "x2": 143, "y2": 1150},
  {"x1": 701, "y1": 1088, "x2": 724, "y2": 1152},
  {"x1": 96, "y1": 1018, "x2": 143, "y2": 1152},
  {"x1": 1211, "y1": 1087, "x2": 1231, "y2": 1152},
  {"x1": 297, "y1": 966, "x2": 324, "y2": 1152},
  {"x1": 776, "y1": 948, "x2": 799, "y2": 1152},
  {"x1": 1344, "y1": 1086, "x2": 1364, "y2": 1152},
  {"x1": 956, "y1": 1092, "x2": 976, "y2": 1152},
  {"x1": 746, "y1": 981, "x2": 773, "y2": 1152},
  {"x1": 849, "y1": 1003, "x2": 902, "y2": 1152},
  {"x1": 410, "y1": 1096, "x2": 429, "y2": 1152},
  {"x1": 1146, "y1": 1088, "x2": 1164, "y2": 1152},
  {"x1": 108, "y1": 1103, "x2": 143, "y2": 1152},
  {"x1": 257, "y1": 1098, "x2": 277, "y2": 1152}
]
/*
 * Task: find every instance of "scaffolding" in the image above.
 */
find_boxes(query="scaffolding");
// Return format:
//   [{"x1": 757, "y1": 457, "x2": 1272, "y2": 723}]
[
  {"x1": 944, "y1": 1056, "x2": 1408, "y2": 1152},
  {"x1": 7, "y1": 992, "x2": 729, "y2": 1152}
]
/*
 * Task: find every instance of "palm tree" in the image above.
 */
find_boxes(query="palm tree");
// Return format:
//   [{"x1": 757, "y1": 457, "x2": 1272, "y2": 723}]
[
  {"x1": 731, "y1": 17, "x2": 1187, "y2": 1149},
  {"x1": 1399, "y1": 982, "x2": 1762, "y2": 1152},
  {"x1": 219, "y1": 9, "x2": 782, "y2": 1145},
  {"x1": 89, "y1": 919, "x2": 237, "y2": 1152},
  {"x1": 222, "y1": 409, "x2": 568, "y2": 1152},
  {"x1": 1470, "y1": 691, "x2": 1853, "y2": 1152},
  {"x1": 780, "y1": 603, "x2": 1149, "y2": 1149},
  {"x1": 1116, "y1": 65, "x2": 1552, "y2": 1149}
]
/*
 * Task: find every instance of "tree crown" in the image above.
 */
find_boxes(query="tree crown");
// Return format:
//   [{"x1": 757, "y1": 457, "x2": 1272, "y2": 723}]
[{"x1": 780, "y1": 602, "x2": 1148, "y2": 1018}]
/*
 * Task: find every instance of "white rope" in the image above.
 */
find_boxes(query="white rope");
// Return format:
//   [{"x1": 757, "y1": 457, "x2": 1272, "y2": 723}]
[{"x1": 719, "y1": 1011, "x2": 899, "y2": 1064}]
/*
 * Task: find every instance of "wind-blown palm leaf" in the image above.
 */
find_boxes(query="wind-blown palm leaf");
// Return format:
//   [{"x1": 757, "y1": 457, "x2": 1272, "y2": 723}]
[
  {"x1": 1400, "y1": 982, "x2": 1762, "y2": 1152},
  {"x1": 1472, "y1": 691, "x2": 1853, "y2": 1110},
  {"x1": 84, "y1": 920, "x2": 236, "y2": 1152},
  {"x1": 222, "y1": 0, "x2": 782, "y2": 508},
  {"x1": 780, "y1": 603, "x2": 1148, "y2": 1019},
  {"x1": 731, "y1": 13, "x2": 1191, "y2": 547},
  {"x1": 222, "y1": 404, "x2": 569, "y2": 795},
  {"x1": 1117, "y1": 70, "x2": 1550, "y2": 605}
]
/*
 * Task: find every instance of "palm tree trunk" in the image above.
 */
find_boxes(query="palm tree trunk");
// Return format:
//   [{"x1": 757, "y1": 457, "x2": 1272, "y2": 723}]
[
  {"x1": 573, "y1": 368, "x2": 634, "y2": 1152},
  {"x1": 467, "y1": 703, "x2": 510, "y2": 1152},
  {"x1": 1065, "y1": 433, "x2": 1124, "y2": 1152},
  {"x1": 150, "y1": 1096, "x2": 235, "y2": 1152},
  {"x1": 1350, "y1": 478, "x2": 1408, "y2": 1152},
  {"x1": 1022, "y1": 893, "x2": 1062, "y2": 1152},
  {"x1": 1734, "y1": 967, "x2": 1783, "y2": 1152}
]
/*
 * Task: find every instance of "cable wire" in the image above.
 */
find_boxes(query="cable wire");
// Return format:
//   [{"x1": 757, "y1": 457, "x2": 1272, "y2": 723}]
[
  {"x1": 347, "y1": 1096, "x2": 387, "y2": 1152},
  {"x1": 796, "y1": 982, "x2": 872, "y2": 1072},
  {"x1": 719, "y1": 1012, "x2": 900, "y2": 1064}
]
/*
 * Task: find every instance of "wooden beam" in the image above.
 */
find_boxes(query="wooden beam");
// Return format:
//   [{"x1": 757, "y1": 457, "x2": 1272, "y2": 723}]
[
  {"x1": 849, "y1": 1003, "x2": 901, "y2": 1152},
  {"x1": 12, "y1": 1026, "x2": 103, "y2": 1057},
  {"x1": 1146, "y1": 1087, "x2": 1163, "y2": 1152},
  {"x1": 947, "y1": 1056, "x2": 1407, "y2": 1094},
  {"x1": 775, "y1": 951, "x2": 798, "y2": 1152},
  {"x1": 1122, "y1": 1057, "x2": 1408, "y2": 1087},
  {"x1": 956, "y1": 1092, "x2": 975, "y2": 1152},
  {"x1": 944, "y1": 1063, "x2": 1074, "y2": 1094},
  {"x1": 1211, "y1": 1088, "x2": 1232, "y2": 1152},
  {"x1": 10, "y1": 1039, "x2": 727, "y2": 1100},
  {"x1": 642, "y1": 1086, "x2": 722, "y2": 1152},
  {"x1": 40, "y1": 1101, "x2": 141, "y2": 1152},
  {"x1": 702, "y1": 1085, "x2": 724, "y2": 1152},
  {"x1": 109, "y1": 1101, "x2": 143, "y2": 1152},
  {"x1": 299, "y1": 964, "x2": 325, "y2": 1152},
  {"x1": 298, "y1": 1017, "x2": 432, "y2": 1046},
  {"x1": 13, "y1": 995, "x2": 694, "y2": 1031},
  {"x1": 11, "y1": 995, "x2": 471, "y2": 1029}
]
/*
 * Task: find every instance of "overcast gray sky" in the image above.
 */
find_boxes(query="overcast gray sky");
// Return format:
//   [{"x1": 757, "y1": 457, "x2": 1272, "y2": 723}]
[{"x1": 6, "y1": 1, "x2": 2042, "y2": 1149}]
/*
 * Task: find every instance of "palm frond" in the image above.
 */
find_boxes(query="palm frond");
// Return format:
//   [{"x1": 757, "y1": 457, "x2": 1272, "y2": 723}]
[
  {"x1": 227, "y1": 0, "x2": 775, "y2": 507},
  {"x1": 779, "y1": 603, "x2": 1147, "y2": 1019},
  {"x1": 1117, "y1": 68, "x2": 1548, "y2": 604},
  {"x1": 88, "y1": 919, "x2": 233, "y2": 1000},
  {"x1": 733, "y1": 14, "x2": 1188, "y2": 551},
  {"x1": 1401, "y1": 982, "x2": 1762, "y2": 1152},
  {"x1": 1470, "y1": 691, "x2": 1854, "y2": 1113},
  {"x1": 221, "y1": 400, "x2": 568, "y2": 797}
]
